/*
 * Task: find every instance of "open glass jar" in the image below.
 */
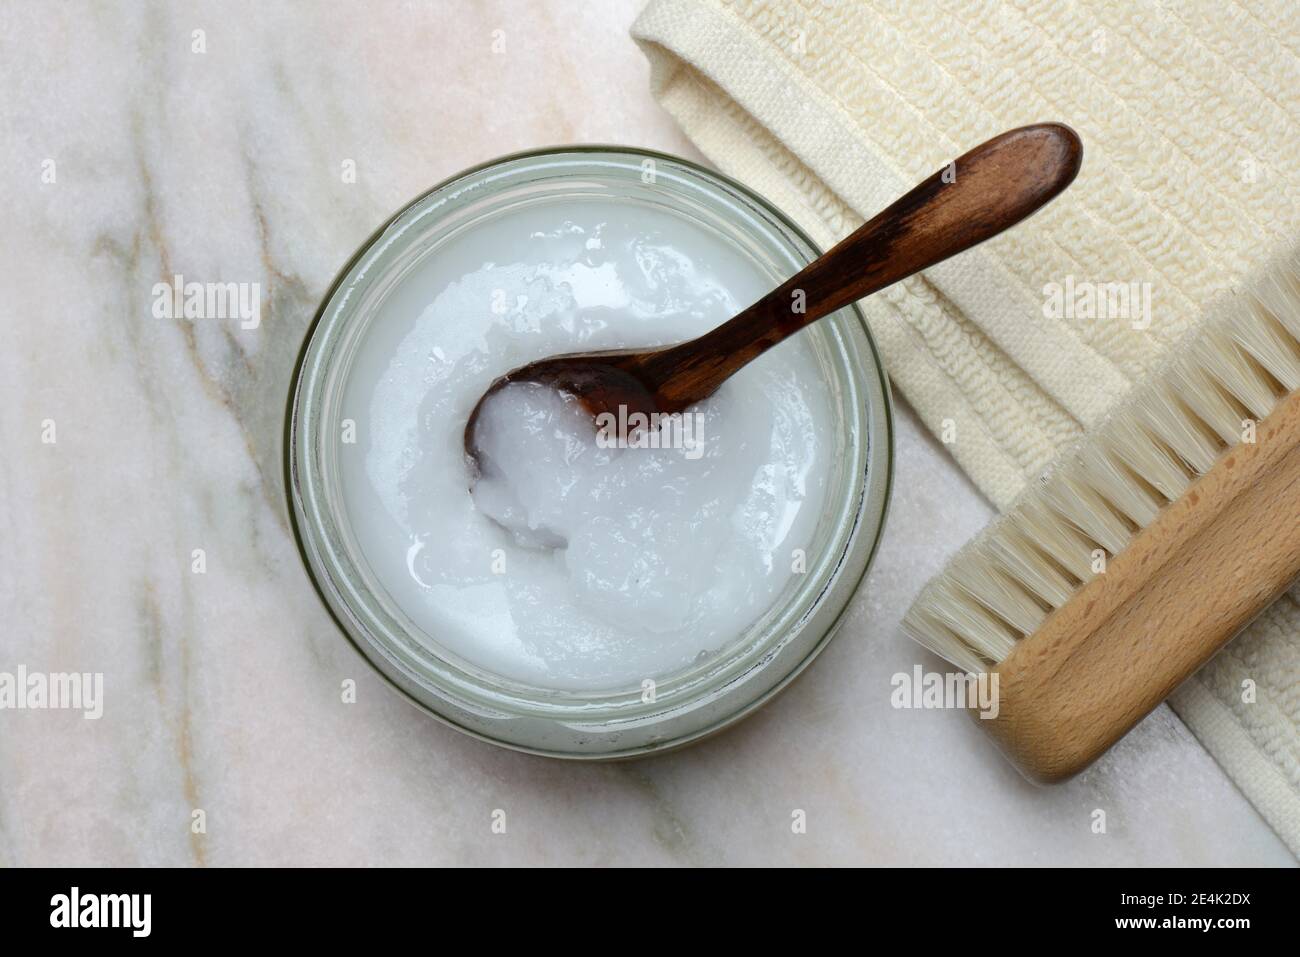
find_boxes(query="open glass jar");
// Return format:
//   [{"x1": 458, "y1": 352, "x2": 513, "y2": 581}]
[{"x1": 286, "y1": 147, "x2": 892, "y2": 757}]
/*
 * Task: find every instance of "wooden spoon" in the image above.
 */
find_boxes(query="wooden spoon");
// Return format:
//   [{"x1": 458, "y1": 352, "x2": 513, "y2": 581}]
[{"x1": 465, "y1": 123, "x2": 1082, "y2": 474}]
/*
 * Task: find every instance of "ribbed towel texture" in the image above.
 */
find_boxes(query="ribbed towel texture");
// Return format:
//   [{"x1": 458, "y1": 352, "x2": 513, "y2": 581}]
[{"x1": 632, "y1": 0, "x2": 1300, "y2": 854}]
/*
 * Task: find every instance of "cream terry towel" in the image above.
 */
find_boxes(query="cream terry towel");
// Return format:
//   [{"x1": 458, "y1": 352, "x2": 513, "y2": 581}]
[{"x1": 633, "y1": 0, "x2": 1300, "y2": 854}]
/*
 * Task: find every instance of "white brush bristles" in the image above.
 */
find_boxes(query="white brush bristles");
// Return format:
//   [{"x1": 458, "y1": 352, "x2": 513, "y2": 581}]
[{"x1": 904, "y1": 253, "x2": 1300, "y2": 671}]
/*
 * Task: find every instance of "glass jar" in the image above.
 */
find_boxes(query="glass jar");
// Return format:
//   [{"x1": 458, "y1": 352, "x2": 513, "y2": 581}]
[{"x1": 286, "y1": 146, "x2": 893, "y2": 758}]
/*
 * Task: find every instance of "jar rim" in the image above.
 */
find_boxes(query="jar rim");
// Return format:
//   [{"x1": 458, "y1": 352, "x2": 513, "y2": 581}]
[{"x1": 284, "y1": 144, "x2": 894, "y2": 758}]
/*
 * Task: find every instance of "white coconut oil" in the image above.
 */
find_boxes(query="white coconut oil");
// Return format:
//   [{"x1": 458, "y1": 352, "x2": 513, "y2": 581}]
[{"x1": 338, "y1": 199, "x2": 834, "y2": 691}]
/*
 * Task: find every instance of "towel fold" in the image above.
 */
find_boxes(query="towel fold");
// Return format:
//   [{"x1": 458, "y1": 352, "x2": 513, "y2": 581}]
[{"x1": 633, "y1": 0, "x2": 1300, "y2": 854}]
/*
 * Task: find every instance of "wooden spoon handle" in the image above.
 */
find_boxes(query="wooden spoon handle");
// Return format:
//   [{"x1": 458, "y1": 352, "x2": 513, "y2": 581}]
[{"x1": 642, "y1": 123, "x2": 1083, "y2": 409}]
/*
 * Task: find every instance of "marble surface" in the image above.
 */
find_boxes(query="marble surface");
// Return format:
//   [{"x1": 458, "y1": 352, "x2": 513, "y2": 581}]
[{"x1": 0, "y1": 0, "x2": 1292, "y2": 866}]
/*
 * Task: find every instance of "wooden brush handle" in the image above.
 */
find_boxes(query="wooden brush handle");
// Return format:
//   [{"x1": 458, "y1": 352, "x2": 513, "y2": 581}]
[{"x1": 982, "y1": 388, "x2": 1300, "y2": 783}]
